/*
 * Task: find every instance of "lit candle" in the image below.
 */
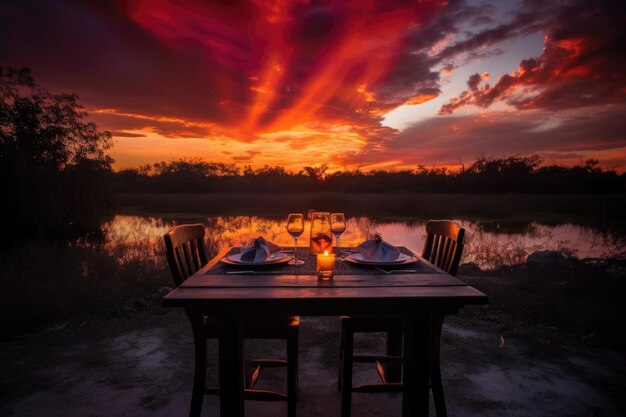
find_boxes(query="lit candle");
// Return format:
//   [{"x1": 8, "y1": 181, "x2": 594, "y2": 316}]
[{"x1": 316, "y1": 250, "x2": 335, "y2": 280}]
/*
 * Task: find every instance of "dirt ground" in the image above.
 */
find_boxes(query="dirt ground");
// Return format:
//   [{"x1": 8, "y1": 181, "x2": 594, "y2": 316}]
[{"x1": 1, "y1": 298, "x2": 624, "y2": 417}]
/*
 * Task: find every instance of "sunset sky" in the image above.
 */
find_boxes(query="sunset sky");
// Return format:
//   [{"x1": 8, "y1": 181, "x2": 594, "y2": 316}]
[{"x1": 1, "y1": 0, "x2": 625, "y2": 172}]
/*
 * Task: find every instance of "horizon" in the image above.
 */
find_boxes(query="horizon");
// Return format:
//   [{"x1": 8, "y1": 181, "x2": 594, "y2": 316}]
[
  {"x1": 109, "y1": 155, "x2": 618, "y2": 175},
  {"x1": 1, "y1": 0, "x2": 625, "y2": 172}
]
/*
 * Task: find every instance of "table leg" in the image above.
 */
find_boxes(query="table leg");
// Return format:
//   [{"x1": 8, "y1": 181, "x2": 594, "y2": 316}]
[
  {"x1": 189, "y1": 313, "x2": 207, "y2": 417},
  {"x1": 340, "y1": 318, "x2": 354, "y2": 417},
  {"x1": 402, "y1": 315, "x2": 430, "y2": 417},
  {"x1": 218, "y1": 314, "x2": 244, "y2": 417},
  {"x1": 431, "y1": 314, "x2": 447, "y2": 417}
]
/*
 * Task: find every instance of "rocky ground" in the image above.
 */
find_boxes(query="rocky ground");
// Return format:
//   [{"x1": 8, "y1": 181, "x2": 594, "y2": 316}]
[{"x1": 1, "y1": 287, "x2": 624, "y2": 417}]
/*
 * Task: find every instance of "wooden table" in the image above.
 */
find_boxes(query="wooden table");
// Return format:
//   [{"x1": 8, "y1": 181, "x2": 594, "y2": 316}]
[{"x1": 163, "y1": 247, "x2": 488, "y2": 417}]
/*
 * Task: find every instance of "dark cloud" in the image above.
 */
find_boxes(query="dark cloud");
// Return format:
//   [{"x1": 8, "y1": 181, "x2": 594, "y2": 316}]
[
  {"x1": 88, "y1": 111, "x2": 219, "y2": 139},
  {"x1": 440, "y1": 0, "x2": 626, "y2": 114},
  {"x1": 0, "y1": 0, "x2": 233, "y2": 123},
  {"x1": 230, "y1": 150, "x2": 261, "y2": 162},
  {"x1": 109, "y1": 131, "x2": 146, "y2": 138},
  {"x1": 435, "y1": 11, "x2": 540, "y2": 63},
  {"x1": 344, "y1": 104, "x2": 626, "y2": 168},
  {"x1": 467, "y1": 73, "x2": 482, "y2": 91},
  {"x1": 471, "y1": 14, "x2": 495, "y2": 26}
]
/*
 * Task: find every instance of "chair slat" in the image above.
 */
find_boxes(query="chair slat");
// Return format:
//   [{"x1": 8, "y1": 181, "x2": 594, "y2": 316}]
[
  {"x1": 164, "y1": 224, "x2": 207, "y2": 286},
  {"x1": 243, "y1": 389, "x2": 288, "y2": 401},
  {"x1": 352, "y1": 383, "x2": 403, "y2": 393},
  {"x1": 183, "y1": 242, "x2": 195, "y2": 278},
  {"x1": 192, "y1": 240, "x2": 200, "y2": 272},
  {"x1": 424, "y1": 220, "x2": 465, "y2": 276},
  {"x1": 443, "y1": 238, "x2": 454, "y2": 272},
  {"x1": 432, "y1": 235, "x2": 442, "y2": 266},
  {"x1": 439, "y1": 237, "x2": 447, "y2": 271},
  {"x1": 173, "y1": 246, "x2": 187, "y2": 283},
  {"x1": 353, "y1": 354, "x2": 404, "y2": 364}
]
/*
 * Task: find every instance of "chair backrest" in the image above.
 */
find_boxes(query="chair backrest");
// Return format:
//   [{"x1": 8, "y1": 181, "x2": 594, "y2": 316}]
[
  {"x1": 163, "y1": 224, "x2": 208, "y2": 286},
  {"x1": 421, "y1": 220, "x2": 465, "y2": 276}
]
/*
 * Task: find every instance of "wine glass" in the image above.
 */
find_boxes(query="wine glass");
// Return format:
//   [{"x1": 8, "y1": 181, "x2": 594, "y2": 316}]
[
  {"x1": 309, "y1": 212, "x2": 332, "y2": 253},
  {"x1": 331, "y1": 213, "x2": 346, "y2": 257},
  {"x1": 286, "y1": 213, "x2": 305, "y2": 265}
]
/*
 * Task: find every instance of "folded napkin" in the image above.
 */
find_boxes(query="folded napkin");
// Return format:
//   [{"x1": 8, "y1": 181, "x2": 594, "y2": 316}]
[
  {"x1": 356, "y1": 235, "x2": 400, "y2": 261},
  {"x1": 240, "y1": 237, "x2": 281, "y2": 262}
]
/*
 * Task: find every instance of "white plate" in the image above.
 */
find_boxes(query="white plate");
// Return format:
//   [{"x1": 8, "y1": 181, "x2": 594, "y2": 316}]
[
  {"x1": 221, "y1": 252, "x2": 290, "y2": 265},
  {"x1": 345, "y1": 252, "x2": 417, "y2": 265}
]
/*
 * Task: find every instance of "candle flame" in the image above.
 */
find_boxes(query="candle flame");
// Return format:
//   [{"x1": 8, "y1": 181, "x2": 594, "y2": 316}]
[{"x1": 324, "y1": 251, "x2": 328, "y2": 256}]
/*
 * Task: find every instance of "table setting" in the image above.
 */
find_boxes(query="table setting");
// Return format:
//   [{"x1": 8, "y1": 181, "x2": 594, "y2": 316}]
[{"x1": 216, "y1": 211, "x2": 425, "y2": 277}]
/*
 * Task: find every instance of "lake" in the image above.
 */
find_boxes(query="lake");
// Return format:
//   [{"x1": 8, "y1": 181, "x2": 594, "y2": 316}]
[{"x1": 104, "y1": 213, "x2": 625, "y2": 270}]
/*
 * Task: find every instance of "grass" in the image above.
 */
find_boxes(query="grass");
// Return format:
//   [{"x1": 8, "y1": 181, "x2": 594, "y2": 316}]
[
  {"x1": 0, "y1": 238, "x2": 219, "y2": 340},
  {"x1": 461, "y1": 259, "x2": 626, "y2": 350}
]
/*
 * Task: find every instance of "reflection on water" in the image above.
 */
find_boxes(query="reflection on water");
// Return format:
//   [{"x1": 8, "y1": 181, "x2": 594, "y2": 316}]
[
  {"x1": 102, "y1": 216, "x2": 172, "y2": 266},
  {"x1": 103, "y1": 215, "x2": 625, "y2": 270}
]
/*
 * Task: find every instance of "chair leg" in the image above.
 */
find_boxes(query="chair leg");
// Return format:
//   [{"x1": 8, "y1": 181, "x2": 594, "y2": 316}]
[
  {"x1": 340, "y1": 322, "x2": 354, "y2": 417},
  {"x1": 430, "y1": 314, "x2": 447, "y2": 417},
  {"x1": 385, "y1": 327, "x2": 403, "y2": 383},
  {"x1": 243, "y1": 338, "x2": 250, "y2": 389},
  {"x1": 189, "y1": 316, "x2": 207, "y2": 417},
  {"x1": 287, "y1": 326, "x2": 298, "y2": 417},
  {"x1": 337, "y1": 321, "x2": 344, "y2": 391}
]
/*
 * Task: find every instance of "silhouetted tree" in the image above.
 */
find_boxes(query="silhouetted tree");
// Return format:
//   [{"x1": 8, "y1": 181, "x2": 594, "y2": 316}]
[
  {"x1": 300, "y1": 164, "x2": 328, "y2": 180},
  {"x1": 0, "y1": 66, "x2": 113, "y2": 241},
  {"x1": 109, "y1": 155, "x2": 624, "y2": 194}
]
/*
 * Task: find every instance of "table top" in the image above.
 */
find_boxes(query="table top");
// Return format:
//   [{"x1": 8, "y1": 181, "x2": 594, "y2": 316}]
[{"x1": 163, "y1": 247, "x2": 488, "y2": 316}]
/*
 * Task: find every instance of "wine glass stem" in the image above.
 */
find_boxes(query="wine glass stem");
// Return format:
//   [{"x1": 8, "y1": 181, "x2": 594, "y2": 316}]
[{"x1": 294, "y1": 237, "x2": 298, "y2": 264}]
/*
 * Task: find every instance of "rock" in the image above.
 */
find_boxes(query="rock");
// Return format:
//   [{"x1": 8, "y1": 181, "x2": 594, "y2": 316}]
[
  {"x1": 158, "y1": 286, "x2": 173, "y2": 297},
  {"x1": 605, "y1": 263, "x2": 626, "y2": 278},
  {"x1": 458, "y1": 262, "x2": 483, "y2": 276},
  {"x1": 125, "y1": 296, "x2": 150, "y2": 312},
  {"x1": 50, "y1": 321, "x2": 68, "y2": 331},
  {"x1": 526, "y1": 250, "x2": 577, "y2": 271}
]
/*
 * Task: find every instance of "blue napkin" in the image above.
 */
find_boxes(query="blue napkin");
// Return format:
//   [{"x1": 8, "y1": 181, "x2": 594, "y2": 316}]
[
  {"x1": 240, "y1": 237, "x2": 281, "y2": 262},
  {"x1": 356, "y1": 236, "x2": 400, "y2": 261}
]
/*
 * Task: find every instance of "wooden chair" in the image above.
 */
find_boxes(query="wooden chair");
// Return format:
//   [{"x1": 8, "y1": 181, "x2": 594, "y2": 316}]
[
  {"x1": 338, "y1": 220, "x2": 465, "y2": 417},
  {"x1": 164, "y1": 224, "x2": 299, "y2": 417}
]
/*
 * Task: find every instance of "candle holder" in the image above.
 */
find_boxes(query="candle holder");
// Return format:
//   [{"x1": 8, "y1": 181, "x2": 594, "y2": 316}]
[{"x1": 316, "y1": 251, "x2": 335, "y2": 280}]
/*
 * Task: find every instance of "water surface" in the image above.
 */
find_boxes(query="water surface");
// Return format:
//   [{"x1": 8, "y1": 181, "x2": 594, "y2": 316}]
[{"x1": 104, "y1": 214, "x2": 625, "y2": 270}]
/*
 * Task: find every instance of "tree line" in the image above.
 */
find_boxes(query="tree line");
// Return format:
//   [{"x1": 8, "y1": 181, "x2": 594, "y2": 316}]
[{"x1": 113, "y1": 156, "x2": 625, "y2": 194}]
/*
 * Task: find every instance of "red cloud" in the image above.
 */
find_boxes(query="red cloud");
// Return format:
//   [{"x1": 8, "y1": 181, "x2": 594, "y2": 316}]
[{"x1": 124, "y1": 0, "x2": 446, "y2": 136}]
